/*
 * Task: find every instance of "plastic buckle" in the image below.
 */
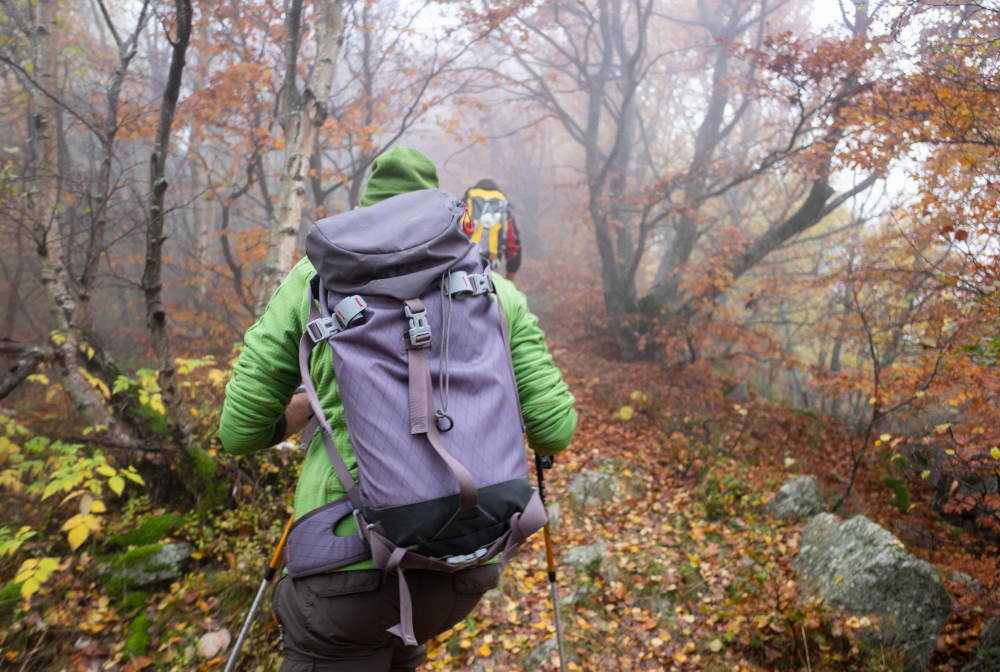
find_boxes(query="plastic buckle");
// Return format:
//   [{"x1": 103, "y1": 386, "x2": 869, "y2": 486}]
[
  {"x1": 471, "y1": 273, "x2": 491, "y2": 296},
  {"x1": 445, "y1": 548, "x2": 488, "y2": 566},
  {"x1": 352, "y1": 509, "x2": 373, "y2": 543},
  {"x1": 306, "y1": 316, "x2": 341, "y2": 343},
  {"x1": 404, "y1": 305, "x2": 431, "y2": 347},
  {"x1": 443, "y1": 271, "x2": 474, "y2": 300},
  {"x1": 334, "y1": 295, "x2": 367, "y2": 329}
]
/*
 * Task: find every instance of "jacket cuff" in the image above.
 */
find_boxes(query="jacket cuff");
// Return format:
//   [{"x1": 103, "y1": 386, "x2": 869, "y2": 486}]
[{"x1": 265, "y1": 415, "x2": 287, "y2": 447}]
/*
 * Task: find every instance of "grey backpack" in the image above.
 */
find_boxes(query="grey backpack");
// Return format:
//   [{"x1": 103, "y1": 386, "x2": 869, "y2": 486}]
[{"x1": 285, "y1": 188, "x2": 546, "y2": 645}]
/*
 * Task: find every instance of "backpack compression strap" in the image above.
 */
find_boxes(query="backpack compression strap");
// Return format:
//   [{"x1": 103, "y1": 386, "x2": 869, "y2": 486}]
[{"x1": 402, "y1": 298, "x2": 478, "y2": 509}]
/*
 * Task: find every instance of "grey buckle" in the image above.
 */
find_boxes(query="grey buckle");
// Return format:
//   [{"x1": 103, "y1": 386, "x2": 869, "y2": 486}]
[
  {"x1": 445, "y1": 547, "x2": 487, "y2": 566},
  {"x1": 306, "y1": 316, "x2": 341, "y2": 342},
  {"x1": 352, "y1": 509, "x2": 373, "y2": 542},
  {"x1": 471, "y1": 273, "x2": 491, "y2": 296},
  {"x1": 443, "y1": 271, "x2": 474, "y2": 300},
  {"x1": 334, "y1": 295, "x2": 367, "y2": 329},
  {"x1": 404, "y1": 305, "x2": 431, "y2": 347}
]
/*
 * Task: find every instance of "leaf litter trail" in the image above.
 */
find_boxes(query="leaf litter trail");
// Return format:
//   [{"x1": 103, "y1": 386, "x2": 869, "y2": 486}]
[
  {"x1": 418, "y1": 326, "x2": 831, "y2": 672},
  {"x1": 417, "y1": 276, "x2": 983, "y2": 672}
]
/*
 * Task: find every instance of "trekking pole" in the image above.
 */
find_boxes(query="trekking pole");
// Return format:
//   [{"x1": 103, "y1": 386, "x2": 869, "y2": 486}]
[
  {"x1": 224, "y1": 514, "x2": 294, "y2": 672},
  {"x1": 534, "y1": 453, "x2": 568, "y2": 672}
]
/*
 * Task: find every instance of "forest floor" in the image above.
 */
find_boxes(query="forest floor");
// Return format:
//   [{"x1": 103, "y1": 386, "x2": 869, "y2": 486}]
[{"x1": 0, "y1": 259, "x2": 995, "y2": 672}]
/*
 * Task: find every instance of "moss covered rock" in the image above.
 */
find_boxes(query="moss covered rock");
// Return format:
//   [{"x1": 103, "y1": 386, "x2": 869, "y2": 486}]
[
  {"x1": 102, "y1": 542, "x2": 192, "y2": 592},
  {"x1": 793, "y1": 513, "x2": 952, "y2": 672},
  {"x1": 567, "y1": 470, "x2": 620, "y2": 508},
  {"x1": 766, "y1": 475, "x2": 826, "y2": 523}
]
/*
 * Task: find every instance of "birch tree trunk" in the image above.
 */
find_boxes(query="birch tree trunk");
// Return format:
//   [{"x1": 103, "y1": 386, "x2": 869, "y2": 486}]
[
  {"x1": 142, "y1": 0, "x2": 193, "y2": 452},
  {"x1": 24, "y1": 0, "x2": 132, "y2": 444},
  {"x1": 254, "y1": 0, "x2": 344, "y2": 316}
]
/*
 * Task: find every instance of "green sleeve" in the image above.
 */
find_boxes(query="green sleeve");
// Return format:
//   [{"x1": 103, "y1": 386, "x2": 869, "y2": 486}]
[
  {"x1": 494, "y1": 277, "x2": 577, "y2": 455},
  {"x1": 219, "y1": 258, "x2": 314, "y2": 455}
]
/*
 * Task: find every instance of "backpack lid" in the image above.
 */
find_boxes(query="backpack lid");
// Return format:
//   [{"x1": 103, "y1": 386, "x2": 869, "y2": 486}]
[{"x1": 306, "y1": 189, "x2": 472, "y2": 299}]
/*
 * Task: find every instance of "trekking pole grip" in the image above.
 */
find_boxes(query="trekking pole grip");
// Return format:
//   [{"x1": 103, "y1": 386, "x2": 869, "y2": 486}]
[{"x1": 264, "y1": 514, "x2": 295, "y2": 582}]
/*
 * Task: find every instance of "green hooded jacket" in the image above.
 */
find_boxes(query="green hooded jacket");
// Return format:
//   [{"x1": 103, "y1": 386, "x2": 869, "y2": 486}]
[{"x1": 219, "y1": 147, "x2": 577, "y2": 570}]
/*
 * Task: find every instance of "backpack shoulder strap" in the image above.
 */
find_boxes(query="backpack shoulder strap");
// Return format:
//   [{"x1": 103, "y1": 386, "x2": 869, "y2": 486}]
[{"x1": 299, "y1": 279, "x2": 363, "y2": 510}]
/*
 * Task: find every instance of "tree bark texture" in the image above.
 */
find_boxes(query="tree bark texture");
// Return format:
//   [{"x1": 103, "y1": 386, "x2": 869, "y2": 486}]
[
  {"x1": 24, "y1": 0, "x2": 131, "y2": 443},
  {"x1": 255, "y1": 0, "x2": 344, "y2": 317},
  {"x1": 0, "y1": 341, "x2": 53, "y2": 402},
  {"x1": 142, "y1": 0, "x2": 193, "y2": 452}
]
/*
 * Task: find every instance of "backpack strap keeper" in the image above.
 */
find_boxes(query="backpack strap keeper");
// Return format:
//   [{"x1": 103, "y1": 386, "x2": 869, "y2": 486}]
[{"x1": 334, "y1": 295, "x2": 367, "y2": 329}]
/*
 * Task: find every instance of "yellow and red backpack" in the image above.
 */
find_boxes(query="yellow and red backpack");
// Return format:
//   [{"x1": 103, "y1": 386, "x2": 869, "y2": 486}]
[{"x1": 465, "y1": 188, "x2": 509, "y2": 267}]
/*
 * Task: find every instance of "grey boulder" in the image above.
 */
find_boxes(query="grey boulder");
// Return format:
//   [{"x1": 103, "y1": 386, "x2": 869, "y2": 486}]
[
  {"x1": 793, "y1": 513, "x2": 952, "y2": 672},
  {"x1": 767, "y1": 475, "x2": 827, "y2": 523},
  {"x1": 103, "y1": 542, "x2": 192, "y2": 590},
  {"x1": 562, "y1": 540, "x2": 608, "y2": 573},
  {"x1": 567, "y1": 470, "x2": 620, "y2": 507}
]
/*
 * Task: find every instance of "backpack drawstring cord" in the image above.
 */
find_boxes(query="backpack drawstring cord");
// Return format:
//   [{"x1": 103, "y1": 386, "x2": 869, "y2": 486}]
[{"x1": 436, "y1": 272, "x2": 454, "y2": 432}]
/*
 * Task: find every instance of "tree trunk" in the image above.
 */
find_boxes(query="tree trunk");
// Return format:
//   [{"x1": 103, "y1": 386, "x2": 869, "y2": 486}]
[
  {"x1": 25, "y1": 0, "x2": 130, "y2": 443},
  {"x1": 255, "y1": 0, "x2": 344, "y2": 316},
  {"x1": 142, "y1": 0, "x2": 193, "y2": 452}
]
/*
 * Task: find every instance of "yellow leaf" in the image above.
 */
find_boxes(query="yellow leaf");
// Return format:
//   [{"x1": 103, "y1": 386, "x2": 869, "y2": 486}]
[
  {"x1": 991, "y1": 447, "x2": 1000, "y2": 461},
  {"x1": 784, "y1": 457, "x2": 796, "y2": 468},
  {"x1": 108, "y1": 476, "x2": 125, "y2": 496},
  {"x1": 62, "y1": 514, "x2": 85, "y2": 531},
  {"x1": 67, "y1": 523, "x2": 90, "y2": 550},
  {"x1": 14, "y1": 559, "x2": 39, "y2": 582},
  {"x1": 921, "y1": 470, "x2": 931, "y2": 479},
  {"x1": 81, "y1": 514, "x2": 101, "y2": 531},
  {"x1": 96, "y1": 465, "x2": 116, "y2": 477},
  {"x1": 618, "y1": 406, "x2": 634, "y2": 421},
  {"x1": 880, "y1": 434, "x2": 891, "y2": 442},
  {"x1": 20, "y1": 577, "x2": 40, "y2": 599},
  {"x1": 88, "y1": 500, "x2": 106, "y2": 513},
  {"x1": 709, "y1": 639, "x2": 723, "y2": 653},
  {"x1": 477, "y1": 645, "x2": 491, "y2": 657}
]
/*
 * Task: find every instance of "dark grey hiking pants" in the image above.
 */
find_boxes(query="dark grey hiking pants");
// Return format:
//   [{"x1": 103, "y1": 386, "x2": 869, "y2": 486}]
[{"x1": 273, "y1": 565, "x2": 500, "y2": 672}]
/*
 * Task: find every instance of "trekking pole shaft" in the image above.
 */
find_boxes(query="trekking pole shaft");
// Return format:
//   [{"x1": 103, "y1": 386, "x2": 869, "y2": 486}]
[
  {"x1": 224, "y1": 577, "x2": 269, "y2": 672},
  {"x1": 534, "y1": 454, "x2": 567, "y2": 672},
  {"x1": 224, "y1": 514, "x2": 294, "y2": 672}
]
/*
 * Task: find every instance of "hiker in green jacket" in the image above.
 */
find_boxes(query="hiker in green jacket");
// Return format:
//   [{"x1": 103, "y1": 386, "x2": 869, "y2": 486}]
[{"x1": 220, "y1": 146, "x2": 576, "y2": 672}]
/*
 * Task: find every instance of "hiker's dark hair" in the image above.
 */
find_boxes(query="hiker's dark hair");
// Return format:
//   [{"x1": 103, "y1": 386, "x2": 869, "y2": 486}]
[{"x1": 473, "y1": 178, "x2": 501, "y2": 192}]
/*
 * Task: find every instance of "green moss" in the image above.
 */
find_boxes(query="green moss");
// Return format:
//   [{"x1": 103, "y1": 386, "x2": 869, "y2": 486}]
[
  {"x1": 124, "y1": 611, "x2": 150, "y2": 656},
  {"x1": 110, "y1": 544, "x2": 163, "y2": 570},
  {"x1": 107, "y1": 513, "x2": 184, "y2": 549},
  {"x1": 881, "y1": 476, "x2": 912, "y2": 515},
  {"x1": 0, "y1": 581, "x2": 22, "y2": 625},
  {"x1": 178, "y1": 446, "x2": 226, "y2": 508},
  {"x1": 123, "y1": 590, "x2": 149, "y2": 611}
]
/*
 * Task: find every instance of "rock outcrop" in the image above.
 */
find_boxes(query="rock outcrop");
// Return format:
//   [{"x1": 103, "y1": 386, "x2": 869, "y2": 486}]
[
  {"x1": 102, "y1": 542, "x2": 192, "y2": 591},
  {"x1": 562, "y1": 540, "x2": 608, "y2": 573},
  {"x1": 567, "y1": 470, "x2": 620, "y2": 508},
  {"x1": 793, "y1": 513, "x2": 952, "y2": 671},
  {"x1": 767, "y1": 475, "x2": 827, "y2": 523}
]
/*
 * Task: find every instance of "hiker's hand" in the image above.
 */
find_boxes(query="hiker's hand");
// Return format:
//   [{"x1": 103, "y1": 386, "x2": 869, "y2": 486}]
[
  {"x1": 506, "y1": 271, "x2": 517, "y2": 284},
  {"x1": 283, "y1": 392, "x2": 311, "y2": 440}
]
